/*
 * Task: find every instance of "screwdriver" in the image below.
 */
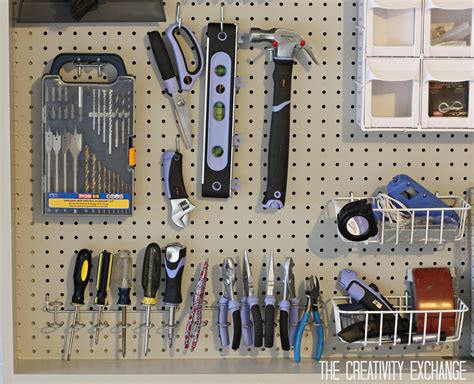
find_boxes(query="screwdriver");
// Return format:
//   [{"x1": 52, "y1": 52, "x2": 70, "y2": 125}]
[
  {"x1": 141, "y1": 243, "x2": 161, "y2": 356},
  {"x1": 67, "y1": 249, "x2": 92, "y2": 361},
  {"x1": 94, "y1": 251, "x2": 113, "y2": 345},
  {"x1": 114, "y1": 250, "x2": 132, "y2": 358},
  {"x1": 164, "y1": 243, "x2": 186, "y2": 349}
]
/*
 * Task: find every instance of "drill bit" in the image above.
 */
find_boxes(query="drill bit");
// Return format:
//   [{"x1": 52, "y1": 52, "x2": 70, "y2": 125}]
[
  {"x1": 97, "y1": 89, "x2": 101, "y2": 135},
  {"x1": 78, "y1": 86, "x2": 83, "y2": 122},
  {"x1": 97, "y1": 161, "x2": 102, "y2": 194},
  {"x1": 84, "y1": 145, "x2": 90, "y2": 193},
  {"x1": 61, "y1": 132, "x2": 71, "y2": 192},
  {"x1": 108, "y1": 90, "x2": 113, "y2": 154},
  {"x1": 92, "y1": 154, "x2": 97, "y2": 193},
  {"x1": 69, "y1": 128, "x2": 83, "y2": 193},
  {"x1": 45, "y1": 129, "x2": 53, "y2": 192},
  {"x1": 92, "y1": 89, "x2": 96, "y2": 131},
  {"x1": 102, "y1": 89, "x2": 107, "y2": 144},
  {"x1": 52, "y1": 133, "x2": 61, "y2": 192}
]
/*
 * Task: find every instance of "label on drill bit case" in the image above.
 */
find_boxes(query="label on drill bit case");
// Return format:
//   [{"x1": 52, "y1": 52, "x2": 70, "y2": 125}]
[{"x1": 47, "y1": 193, "x2": 131, "y2": 210}]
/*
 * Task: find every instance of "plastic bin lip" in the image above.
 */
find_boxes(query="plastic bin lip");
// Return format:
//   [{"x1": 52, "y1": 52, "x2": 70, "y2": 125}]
[{"x1": 17, "y1": 0, "x2": 167, "y2": 23}]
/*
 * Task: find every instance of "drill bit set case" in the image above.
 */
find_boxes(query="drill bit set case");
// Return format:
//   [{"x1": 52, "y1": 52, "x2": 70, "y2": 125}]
[{"x1": 42, "y1": 53, "x2": 135, "y2": 216}]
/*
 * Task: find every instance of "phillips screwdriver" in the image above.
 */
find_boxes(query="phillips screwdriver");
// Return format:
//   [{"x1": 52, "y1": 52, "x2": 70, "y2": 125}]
[
  {"x1": 141, "y1": 243, "x2": 161, "y2": 356},
  {"x1": 94, "y1": 251, "x2": 113, "y2": 345},
  {"x1": 164, "y1": 243, "x2": 186, "y2": 349},
  {"x1": 67, "y1": 249, "x2": 92, "y2": 361},
  {"x1": 114, "y1": 250, "x2": 132, "y2": 358}
]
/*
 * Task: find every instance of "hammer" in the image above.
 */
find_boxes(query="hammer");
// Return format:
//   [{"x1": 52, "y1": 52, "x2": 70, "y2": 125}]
[{"x1": 250, "y1": 28, "x2": 318, "y2": 209}]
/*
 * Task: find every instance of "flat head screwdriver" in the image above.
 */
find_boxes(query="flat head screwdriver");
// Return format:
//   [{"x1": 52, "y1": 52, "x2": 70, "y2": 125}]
[
  {"x1": 94, "y1": 251, "x2": 113, "y2": 345},
  {"x1": 141, "y1": 243, "x2": 161, "y2": 356},
  {"x1": 164, "y1": 243, "x2": 186, "y2": 349},
  {"x1": 67, "y1": 249, "x2": 92, "y2": 361},
  {"x1": 114, "y1": 250, "x2": 132, "y2": 358}
]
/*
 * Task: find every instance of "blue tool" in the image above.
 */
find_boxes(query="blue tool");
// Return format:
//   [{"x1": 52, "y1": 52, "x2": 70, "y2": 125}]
[
  {"x1": 387, "y1": 174, "x2": 459, "y2": 225},
  {"x1": 294, "y1": 276, "x2": 324, "y2": 363}
]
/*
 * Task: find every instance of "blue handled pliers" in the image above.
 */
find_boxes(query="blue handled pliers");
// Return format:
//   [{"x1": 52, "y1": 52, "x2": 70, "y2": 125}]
[{"x1": 294, "y1": 275, "x2": 324, "y2": 363}]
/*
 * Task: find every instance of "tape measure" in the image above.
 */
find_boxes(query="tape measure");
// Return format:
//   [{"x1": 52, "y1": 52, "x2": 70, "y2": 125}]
[{"x1": 337, "y1": 200, "x2": 378, "y2": 242}]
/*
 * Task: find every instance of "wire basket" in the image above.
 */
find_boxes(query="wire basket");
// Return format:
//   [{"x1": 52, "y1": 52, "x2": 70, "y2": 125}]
[
  {"x1": 332, "y1": 194, "x2": 471, "y2": 244},
  {"x1": 332, "y1": 294, "x2": 469, "y2": 346}
]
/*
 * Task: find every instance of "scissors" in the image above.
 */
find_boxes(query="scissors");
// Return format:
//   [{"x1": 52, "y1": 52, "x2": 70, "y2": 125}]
[{"x1": 148, "y1": 2, "x2": 204, "y2": 149}]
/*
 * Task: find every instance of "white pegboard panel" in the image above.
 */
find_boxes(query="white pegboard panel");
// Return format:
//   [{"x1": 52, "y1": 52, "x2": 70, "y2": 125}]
[{"x1": 10, "y1": 0, "x2": 472, "y2": 365}]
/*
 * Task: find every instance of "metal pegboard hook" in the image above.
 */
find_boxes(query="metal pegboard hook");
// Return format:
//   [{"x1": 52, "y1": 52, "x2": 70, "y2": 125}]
[
  {"x1": 43, "y1": 293, "x2": 64, "y2": 329},
  {"x1": 220, "y1": 3, "x2": 225, "y2": 34},
  {"x1": 73, "y1": 58, "x2": 105, "y2": 78},
  {"x1": 176, "y1": 2, "x2": 182, "y2": 30},
  {"x1": 94, "y1": 318, "x2": 110, "y2": 333},
  {"x1": 264, "y1": 45, "x2": 275, "y2": 62}
]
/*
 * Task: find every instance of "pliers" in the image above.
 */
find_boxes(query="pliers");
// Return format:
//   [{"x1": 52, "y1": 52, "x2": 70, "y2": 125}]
[
  {"x1": 218, "y1": 258, "x2": 241, "y2": 350},
  {"x1": 279, "y1": 257, "x2": 300, "y2": 350},
  {"x1": 241, "y1": 251, "x2": 264, "y2": 347},
  {"x1": 294, "y1": 275, "x2": 324, "y2": 363},
  {"x1": 264, "y1": 251, "x2": 276, "y2": 348}
]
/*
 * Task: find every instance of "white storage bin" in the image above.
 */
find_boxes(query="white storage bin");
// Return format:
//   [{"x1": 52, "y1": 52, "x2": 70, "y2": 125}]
[
  {"x1": 422, "y1": 59, "x2": 474, "y2": 129},
  {"x1": 356, "y1": 26, "x2": 366, "y2": 84},
  {"x1": 424, "y1": 0, "x2": 474, "y2": 57},
  {"x1": 364, "y1": 57, "x2": 420, "y2": 129},
  {"x1": 365, "y1": 0, "x2": 422, "y2": 57}
]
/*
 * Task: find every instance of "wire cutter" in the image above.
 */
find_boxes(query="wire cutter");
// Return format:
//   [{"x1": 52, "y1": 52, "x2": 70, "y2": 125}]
[
  {"x1": 279, "y1": 257, "x2": 300, "y2": 351},
  {"x1": 242, "y1": 251, "x2": 264, "y2": 347},
  {"x1": 294, "y1": 275, "x2": 324, "y2": 363},
  {"x1": 218, "y1": 258, "x2": 241, "y2": 350},
  {"x1": 148, "y1": 3, "x2": 204, "y2": 149},
  {"x1": 264, "y1": 251, "x2": 276, "y2": 348}
]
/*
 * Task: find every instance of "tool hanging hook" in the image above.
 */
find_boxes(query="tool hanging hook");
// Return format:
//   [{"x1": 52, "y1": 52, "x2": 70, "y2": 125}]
[
  {"x1": 176, "y1": 134, "x2": 180, "y2": 153},
  {"x1": 176, "y1": 2, "x2": 182, "y2": 30},
  {"x1": 220, "y1": 3, "x2": 225, "y2": 34}
]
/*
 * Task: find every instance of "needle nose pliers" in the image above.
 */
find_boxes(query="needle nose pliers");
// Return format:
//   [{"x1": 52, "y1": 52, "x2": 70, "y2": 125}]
[{"x1": 294, "y1": 275, "x2": 324, "y2": 363}]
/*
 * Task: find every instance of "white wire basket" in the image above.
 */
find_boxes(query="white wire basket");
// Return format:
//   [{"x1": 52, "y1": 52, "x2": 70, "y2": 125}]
[
  {"x1": 332, "y1": 294, "x2": 469, "y2": 346},
  {"x1": 332, "y1": 194, "x2": 471, "y2": 244}
]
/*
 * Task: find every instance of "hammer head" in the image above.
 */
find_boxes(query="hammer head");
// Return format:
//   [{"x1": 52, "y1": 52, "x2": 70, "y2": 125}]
[{"x1": 249, "y1": 27, "x2": 318, "y2": 64}]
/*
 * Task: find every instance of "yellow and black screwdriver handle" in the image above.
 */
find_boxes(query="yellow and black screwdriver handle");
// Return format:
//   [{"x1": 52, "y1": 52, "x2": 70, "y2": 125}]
[
  {"x1": 94, "y1": 251, "x2": 113, "y2": 306},
  {"x1": 72, "y1": 249, "x2": 92, "y2": 306}
]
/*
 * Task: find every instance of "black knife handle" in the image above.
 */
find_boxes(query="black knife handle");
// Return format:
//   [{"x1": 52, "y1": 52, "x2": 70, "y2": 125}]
[
  {"x1": 262, "y1": 58, "x2": 294, "y2": 209},
  {"x1": 149, "y1": 31, "x2": 176, "y2": 81},
  {"x1": 71, "y1": 249, "x2": 92, "y2": 305},
  {"x1": 264, "y1": 304, "x2": 275, "y2": 348}
]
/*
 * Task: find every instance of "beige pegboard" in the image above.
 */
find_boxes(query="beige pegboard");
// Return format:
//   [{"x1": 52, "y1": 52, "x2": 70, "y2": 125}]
[{"x1": 10, "y1": 0, "x2": 472, "y2": 364}]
